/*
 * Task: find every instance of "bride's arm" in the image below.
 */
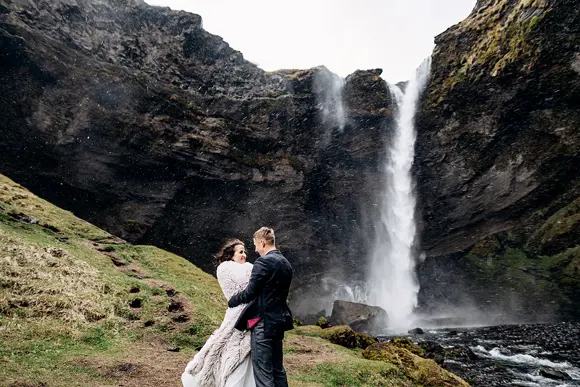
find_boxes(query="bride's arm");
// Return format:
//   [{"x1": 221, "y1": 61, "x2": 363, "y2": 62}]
[
  {"x1": 216, "y1": 262, "x2": 253, "y2": 302},
  {"x1": 216, "y1": 262, "x2": 237, "y2": 301},
  {"x1": 228, "y1": 257, "x2": 268, "y2": 308}
]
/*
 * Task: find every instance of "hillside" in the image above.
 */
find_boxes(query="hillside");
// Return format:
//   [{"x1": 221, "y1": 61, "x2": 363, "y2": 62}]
[{"x1": 0, "y1": 173, "x2": 468, "y2": 386}]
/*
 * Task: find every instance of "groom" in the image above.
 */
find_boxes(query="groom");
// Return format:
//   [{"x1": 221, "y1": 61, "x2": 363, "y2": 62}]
[{"x1": 229, "y1": 227, "x2": 294, "y2": 387}]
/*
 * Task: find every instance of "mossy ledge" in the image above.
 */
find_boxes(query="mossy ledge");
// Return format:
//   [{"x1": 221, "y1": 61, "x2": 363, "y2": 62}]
[{"x1": 429, "y1": 0, "x2": 552, "y2": 104}]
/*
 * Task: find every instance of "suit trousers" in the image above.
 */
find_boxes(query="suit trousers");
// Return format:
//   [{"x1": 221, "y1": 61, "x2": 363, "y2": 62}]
[{"x1": 251, "y1": 320, "x2": 288, "y2": 387}]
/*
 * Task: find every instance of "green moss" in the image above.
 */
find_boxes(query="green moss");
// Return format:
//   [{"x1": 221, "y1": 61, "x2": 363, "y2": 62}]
[
  {"x1": 363, "y1": 343, "x2": 469, "y2": 387},
  {"x1": 432, "y1": 0, "x2": 552, "y2": 104},
  {"x1": 467, "y1": 236, "x2": 502, "y2": 258},
  {"x1": 293, "y1": 360, "x2": 408, "y2": 387},
  {"x1": 391, "y1": 337, "x2": 425, "y2": 357},
  {"x1": 316, "y1": 316, "x2": 329, "y2": 327},
  {"x1": 540, "y1": 247, "x2": 580, "y2": 287},
  {"x1": 294, "y1": 325, "x2": 376, "y2": 349},
  {"x1": 528, "y1": 197, "x2": 580, "y2": 254}
]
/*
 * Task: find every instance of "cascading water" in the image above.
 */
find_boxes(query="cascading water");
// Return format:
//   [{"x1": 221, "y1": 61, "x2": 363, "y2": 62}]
[
  {"x1": 313, "y1": 68, "x2": 346, "y2": 143},
  {"x1": 367, "y1": 58, "x2": 432, "y2": 331}
]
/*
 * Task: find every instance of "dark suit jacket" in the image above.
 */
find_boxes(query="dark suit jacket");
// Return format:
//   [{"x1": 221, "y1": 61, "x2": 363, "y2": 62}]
[{"x1": 229, "y1": 249, "x2": 293, "y2": 338}]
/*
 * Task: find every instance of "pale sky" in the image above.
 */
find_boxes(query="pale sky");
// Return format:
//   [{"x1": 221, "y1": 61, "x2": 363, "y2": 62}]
[{"x1": 145, "y1": 0, "x2": 476, "y2": 83}]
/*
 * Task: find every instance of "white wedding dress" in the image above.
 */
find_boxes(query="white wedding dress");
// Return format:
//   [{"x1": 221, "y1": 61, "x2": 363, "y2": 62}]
[{"x1": 182, "y1": 260, "x2": 256, "y2": 387}]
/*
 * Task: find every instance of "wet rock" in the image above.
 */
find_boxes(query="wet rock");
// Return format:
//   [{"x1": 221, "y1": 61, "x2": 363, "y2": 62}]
[
  {"x1": 419, "y1": 341, "x2": 446, "y2": 365},
  {"x1": 408, "y1": 327, "x2": 425, "y2": 334},
  {"x1": 295, "y1": 309, "x2": 327, "y2": 326},
  {"x1": 539, "y1": 367, "x2": 572, "y2": 381},
  {"x1": 445, "y1": 346, "x2": 478, "y2": 362},
  {"x1": 329, "y1": 300, "x2": 388, "y2": 334},
  {"x1": 343, "y1": 69, "x2": 392, "y2": 117},
  {"x1": 7, "y1": 211, "x2": 38, "y2": 224}
]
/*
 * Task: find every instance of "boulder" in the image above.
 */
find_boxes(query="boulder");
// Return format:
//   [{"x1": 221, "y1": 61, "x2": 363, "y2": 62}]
[
  {"x1": 539, "y1": 367, "x2": 572, "y2": 381},
  {"x1": 329, "y1": 300, "x2": 387, "y2": 334}
]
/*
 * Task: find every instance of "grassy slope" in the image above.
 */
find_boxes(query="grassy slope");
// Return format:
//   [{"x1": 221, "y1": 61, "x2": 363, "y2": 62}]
[{"x1": 0, "y1": 173, "x2": 466, "y2": 386}]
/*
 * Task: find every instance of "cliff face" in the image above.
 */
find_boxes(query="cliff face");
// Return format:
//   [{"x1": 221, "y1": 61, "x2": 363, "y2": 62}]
[
  {"x1": 415, "y1": 0, "x2": 580, "y2": 320},
  {"x1": 0, "y1": 0, "x2": 394, "y2": 310}
]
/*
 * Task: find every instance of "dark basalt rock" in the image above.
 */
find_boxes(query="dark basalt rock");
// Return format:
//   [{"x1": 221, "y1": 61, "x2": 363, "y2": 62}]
[
  {"x1": 415, "y1": 0, "x2": 580, "y2": 321},
  {"x1": 419, "y1": 341, "x2": 446, "y2": 365},
  {"x1": 329, "y1": 300, "x2": 388, "y2": 334},
  {"x1": 0, "y1": 0, "x2": 395, "y2": 314}
]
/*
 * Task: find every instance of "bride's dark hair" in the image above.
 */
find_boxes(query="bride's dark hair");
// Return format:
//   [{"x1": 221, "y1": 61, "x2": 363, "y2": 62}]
[{"x1": 215, "y1": 239, "x2": 244, "y2": 264}]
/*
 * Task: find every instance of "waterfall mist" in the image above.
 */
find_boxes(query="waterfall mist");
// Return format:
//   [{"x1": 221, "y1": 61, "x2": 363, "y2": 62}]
[
  {"x1": 313, "y1": 67, "x2": 346, "y2": 144},
  {"x1": 367, "y1": 58, "x2": 432, "y2": 331}
]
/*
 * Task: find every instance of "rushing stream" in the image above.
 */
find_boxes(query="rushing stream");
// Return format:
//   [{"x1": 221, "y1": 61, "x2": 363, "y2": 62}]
[{"x1": 379, "y1": 322, "x2": 580, "y2": 386}]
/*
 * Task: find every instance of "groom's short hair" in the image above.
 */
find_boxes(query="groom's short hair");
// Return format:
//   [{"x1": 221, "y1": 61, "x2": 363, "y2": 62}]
[{"x1": 254, "y1": 227, "x2": 275, "y2": 246}]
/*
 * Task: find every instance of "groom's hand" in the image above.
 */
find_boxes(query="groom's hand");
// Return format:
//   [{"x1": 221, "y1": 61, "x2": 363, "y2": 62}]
[
  {"x1": 228, "y1": 258, "x2": 268, "y2": 307},
  {"x1": 228, "y1": 293, "x2": 241, "y2": 308}
]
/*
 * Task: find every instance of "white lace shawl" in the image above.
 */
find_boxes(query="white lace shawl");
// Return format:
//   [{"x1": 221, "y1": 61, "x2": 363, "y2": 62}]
[{"x1": 184, "y1": 260, "x2": 253, "y2": 387}]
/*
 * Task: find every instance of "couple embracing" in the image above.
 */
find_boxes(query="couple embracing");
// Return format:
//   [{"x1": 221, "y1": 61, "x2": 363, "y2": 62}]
[{"x1": 182, "y1": 227, "x2": 294, "y2": 387}]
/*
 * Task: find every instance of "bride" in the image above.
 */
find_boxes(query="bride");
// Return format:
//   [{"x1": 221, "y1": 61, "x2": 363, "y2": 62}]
[{"x1": 182, "y1": 239, "x2": 255, "y2": 387}]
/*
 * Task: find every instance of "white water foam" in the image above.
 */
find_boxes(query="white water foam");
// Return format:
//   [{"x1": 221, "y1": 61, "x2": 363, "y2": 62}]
[{"x1": 472, "y1": 345, "x2": 580, "y2": 381}]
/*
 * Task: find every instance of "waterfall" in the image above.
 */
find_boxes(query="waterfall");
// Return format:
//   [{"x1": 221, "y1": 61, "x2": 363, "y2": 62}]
[
  {"x1": 313, "y1": 68, "x2": 346, "y2": 143},
  {"x1": 367, "y1": 58, "x2": 432, "y2": 330}
]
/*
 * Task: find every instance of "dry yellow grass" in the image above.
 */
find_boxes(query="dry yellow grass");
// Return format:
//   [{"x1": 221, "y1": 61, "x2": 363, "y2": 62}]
[{"x1": 0, "y1": 228, "x2": 120, "y2": 325}]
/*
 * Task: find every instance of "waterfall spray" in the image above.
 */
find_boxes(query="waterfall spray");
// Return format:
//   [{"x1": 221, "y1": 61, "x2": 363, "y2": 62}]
[
  {"x1": 368, "y1": 58, "x2": 432, "y2": 331},
  {"x1": 313, "y1": 68, "x2": 346, "y2": 144}
]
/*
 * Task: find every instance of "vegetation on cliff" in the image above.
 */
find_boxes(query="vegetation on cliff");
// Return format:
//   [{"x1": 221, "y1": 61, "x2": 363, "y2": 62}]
[
  {"x1": 416, "y1": 0, "x2": 579, "y2": 320},
  {"x1": 432, "y1": 0, "x2": 553, "y2": 100},
  {"x1": 461, "y1": 197, "x2": 580, "y2": 320}
]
